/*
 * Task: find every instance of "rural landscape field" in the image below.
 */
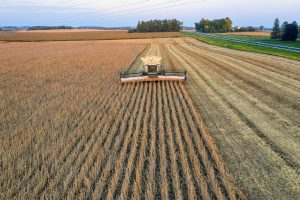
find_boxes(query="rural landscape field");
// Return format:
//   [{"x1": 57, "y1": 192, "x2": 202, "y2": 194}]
[
  {"x1": 1, "y1": 0, "x2": 300, "y2": 199},
  {"x1": 0, "y1": 38, "x2": 241, "y2": 199},
  {"x1": 1, "y1": 32, "x2": 299, "y2": 199},
  {"x1": 0, "y1": 30, "x2": 181, "y2": 42}
]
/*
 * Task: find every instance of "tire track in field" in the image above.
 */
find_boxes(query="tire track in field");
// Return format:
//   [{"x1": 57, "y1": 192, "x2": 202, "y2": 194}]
[
  {"x1": 185, "y1": 37, "x2": 300, "y2": 81},
  {"x1": 180, "y1": 39, "x2": 300, "y2": 93},
  {"x1": 164, "y1": 39, "x2": 300, "y2": 199},
  {"x1": 169, "y1": 42, "x2": 300, "y2": 171},
  {"x1": 169, "y1": 41, "x2": 300, "y2": 170},
  {"x1": 174, "y1": 41, "x2": 300, "y2": 126}
]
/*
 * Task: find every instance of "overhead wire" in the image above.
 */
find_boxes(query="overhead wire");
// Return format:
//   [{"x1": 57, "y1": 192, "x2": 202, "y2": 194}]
[
  {"x1": 82, "y1": 0, "x2": 204, "y2": 22},
  {"x1": 43, "y1": 0, "x2": 194, "y2": 25},
  {"x1": 43, "y1": 0, "x2": 153, "y2": 24}
]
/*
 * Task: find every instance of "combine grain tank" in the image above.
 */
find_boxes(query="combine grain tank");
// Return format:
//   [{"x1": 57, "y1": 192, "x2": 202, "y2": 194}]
[{"x1": 120, "y1": 55, "x2": 186, "y2": 83}]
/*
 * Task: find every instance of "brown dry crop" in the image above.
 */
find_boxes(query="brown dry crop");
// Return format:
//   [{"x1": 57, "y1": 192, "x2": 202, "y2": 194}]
[
  {"x1": 0, "y1": 39, "x2": 238, "y2": 199},
  {"x1": 128, "y1": 37, "x2": 300, "y2": 199},
  {"x1": 155, "y1": 37, "x2": 300, "y2": 199},
  {"x1": 2, "y1": 35, "x2": 299, "y2": 199},
  {"x1": 0, "y1": 30, "x2": 181, "y2": 42}
]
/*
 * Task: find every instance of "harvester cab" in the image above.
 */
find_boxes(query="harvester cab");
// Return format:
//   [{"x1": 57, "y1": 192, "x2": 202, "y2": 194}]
[
  {"x1": 141, "y1": 56, "x2": 162, "y2": 75},
  {"x1": 120, "y1": 55, "x2": 186, "y2": 83}
]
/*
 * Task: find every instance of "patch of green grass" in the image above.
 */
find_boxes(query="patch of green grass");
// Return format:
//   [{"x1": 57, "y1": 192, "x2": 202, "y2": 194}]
[
  {"x1": 182, "y1": 32, "x2": 300, "y2": 61},
  {"x1": 217, "y1": 34, "x2": 300, "y2": 48}
]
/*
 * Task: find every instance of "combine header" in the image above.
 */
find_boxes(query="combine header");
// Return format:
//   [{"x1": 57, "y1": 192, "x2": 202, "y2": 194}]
[{"x1": 120, "y1": 55, "x2": 187, "y2": 83}]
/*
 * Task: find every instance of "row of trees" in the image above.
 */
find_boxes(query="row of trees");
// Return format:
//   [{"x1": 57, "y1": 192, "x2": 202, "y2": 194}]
[
  {"x1": 195, "y1": 17, "x2": 232, "y2": 33},
  {"x1": 27, "y1": 26, "x2": 72, "y2": 30},
  {"x1": 133, "y1": 19, "x2": 182, "y2": 32},
  {"x1": 271, "y1": 18, "x2": 299, "y2": 41}
]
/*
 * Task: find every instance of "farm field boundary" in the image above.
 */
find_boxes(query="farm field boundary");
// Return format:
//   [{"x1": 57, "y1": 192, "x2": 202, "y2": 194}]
[
  {"x1": 0, "y1": 30, "x2": 181, "y2": 42},
  {"x1": 182, "y1": 31, "x2": 300, "y2": 60}
]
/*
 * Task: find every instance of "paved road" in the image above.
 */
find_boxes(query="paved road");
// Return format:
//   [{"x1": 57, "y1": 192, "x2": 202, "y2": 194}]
[{"x1": 192, "y1": 32, "x2": 300, "y2": 52}]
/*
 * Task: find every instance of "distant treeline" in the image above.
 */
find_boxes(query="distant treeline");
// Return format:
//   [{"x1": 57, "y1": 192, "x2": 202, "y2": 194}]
[
  {"x1": 28, "y1": 26, "x2": 72, "y2": 30},
  {"x1": 77, "y1": 26, "x2": 134, "y2": 30},
  {"x1": 195, "y1": 18, "x2": 232, "y2": 33},
  {"x1": 130, "y1": 19, "x2": 182, "y2": 33}
]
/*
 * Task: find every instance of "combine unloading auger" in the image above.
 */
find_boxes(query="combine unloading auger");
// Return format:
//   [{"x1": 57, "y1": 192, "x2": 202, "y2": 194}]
[{"x1": 120, "y1": 55, "x2": 187, "y2": 83}]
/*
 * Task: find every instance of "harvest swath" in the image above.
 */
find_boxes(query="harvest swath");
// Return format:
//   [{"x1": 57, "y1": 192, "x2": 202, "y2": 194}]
[{"x1": 0, "y1": 40, "x2": 238, "y2": 199}]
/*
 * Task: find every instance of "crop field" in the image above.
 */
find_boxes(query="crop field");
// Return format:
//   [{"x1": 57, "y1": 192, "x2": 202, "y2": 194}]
[
  {"x1": 1, "y1": 36, "x2": 299, "y2": 199},
  {"x1": 0, "y1": 30, "x2": 181, "y2": 42},
  {"x1": 0, "y1": 40, "x2": 238, "y2": 199},
  {"x1": 127, "y1": 38, "x2": 300, "y2": 199}
]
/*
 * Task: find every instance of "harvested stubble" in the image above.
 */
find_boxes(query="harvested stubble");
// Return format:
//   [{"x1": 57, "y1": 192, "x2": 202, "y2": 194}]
[
  {"x1": 0, "y1": 40, "x2": 238, "y2": 199},
  {"x1": 163, "y1": 37, "x2": 300, "y2": 199},
  {"x1": 128, "y1": 38, "x2": 300, "y2": 199}
]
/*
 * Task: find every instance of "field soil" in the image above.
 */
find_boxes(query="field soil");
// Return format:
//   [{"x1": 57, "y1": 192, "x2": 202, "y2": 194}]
[
  {"x1": 0, "y1": 30, "x2": 181, "y2": 42},
  {"x1": 0, "y1": 40, "x2": 238, "y2": 199},
  {"x1": 128, "y1": 37, "x2": 300, "y2": 199}
]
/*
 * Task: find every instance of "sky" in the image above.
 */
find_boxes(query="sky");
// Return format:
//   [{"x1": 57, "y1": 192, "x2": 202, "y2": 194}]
[{"x1": 1, "y1": 0, "x2": 299, "y2": 27}]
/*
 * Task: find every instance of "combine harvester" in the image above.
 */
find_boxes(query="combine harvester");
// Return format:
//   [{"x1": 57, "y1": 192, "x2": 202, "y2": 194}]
[{"x1": 120, "y1": 55, "x2": 187, "y2": 83}]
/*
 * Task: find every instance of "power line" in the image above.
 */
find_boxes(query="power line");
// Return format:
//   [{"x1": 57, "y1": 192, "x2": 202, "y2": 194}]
[
  {"x1": 44, "y1": 0, "x2": 185, "y2": 24},
  {"x1": 46, "y1": 0, "x2": 203, "y2": 25},
  {"x1": 86, "y1": 0, "x2": 204, "y2": 22},
  {"x1": 43, "y1": 0, "x2": 153, "y2": 24}
]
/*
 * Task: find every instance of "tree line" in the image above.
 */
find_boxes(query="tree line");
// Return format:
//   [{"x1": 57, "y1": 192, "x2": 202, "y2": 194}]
[
  {"x1": 130, "y1": 19, "x2": 182, "y2": 33},
  {"x1": 195, "y1": 17, "x2": 232, "y2": 33},
  {"x1": 271, "y1": 18, "x2": 299, "y2": 41},
  {"x1": 27, "y1": 26, "x2": 72, "y2": 30}
]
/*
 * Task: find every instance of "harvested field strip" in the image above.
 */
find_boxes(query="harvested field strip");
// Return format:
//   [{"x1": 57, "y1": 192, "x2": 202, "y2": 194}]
[
  {"x1": 173, "y1": 42, "x2": 300, "y2": 126},
  {"x1": 85, "y1": 81, "x2": 237, "y2": 199},
  {"x1": 169, "y1": 41, "x2": 300, "y2": 170},
  {"x1": 175, "y1": 43, "x2": 300, "y2": 136},
  {"x1": 184, "y1": 37, "x2": 300, "y2": 80},
  {"x1": 155, "y1": 37, "x2": 300, "y2": 199}
]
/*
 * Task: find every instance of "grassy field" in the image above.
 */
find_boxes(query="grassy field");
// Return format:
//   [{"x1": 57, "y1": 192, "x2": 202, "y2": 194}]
[
  {"x1": 0, "y1": 30, "x2": 181, "y2": 42},
  {"x1": 182, "y1": 32, "x2": 300, "y2": 60},
  {"x1": 217, "y1": 33, "x2": 300, "y2": 48},
  {"x1": 0, "y1": 39, "x2": 238, "y2": 199}
]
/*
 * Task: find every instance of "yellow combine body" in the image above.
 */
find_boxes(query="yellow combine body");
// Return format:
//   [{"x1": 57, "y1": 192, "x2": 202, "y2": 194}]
[{"x1": 120, "y1": 55, "x2": 186, "y2": 83}]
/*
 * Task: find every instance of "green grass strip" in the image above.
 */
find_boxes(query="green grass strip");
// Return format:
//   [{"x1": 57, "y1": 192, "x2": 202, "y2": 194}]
[{"x1": 182, "y1": 32, "x2": 300, "y2": 61}]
